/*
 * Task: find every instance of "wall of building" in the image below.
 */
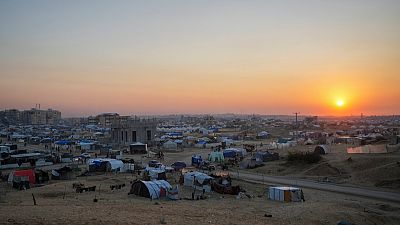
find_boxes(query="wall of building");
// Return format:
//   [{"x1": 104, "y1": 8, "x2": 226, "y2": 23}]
[{"x1": 111, "y1": 118, "x2": 157, "y2": 146}]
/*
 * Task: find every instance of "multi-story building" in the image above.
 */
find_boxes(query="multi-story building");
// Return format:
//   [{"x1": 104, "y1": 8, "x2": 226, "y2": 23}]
[
  {"x1": 0, "y1": 108, "x2": 61, "y2": 125},
  {"x1": 88, "y1": 116, "x2": 98, "y2": 125},
  {"x1": 3, "y1": 109, "x2": 21, "y2": 124},
  {"x1": 111, "y1": 117, "x2": 157, "y2": 146},
  {"x1": 27, "y1": 109, "x2": 47, "y2": 125},
  {"x1": 96, "y1": 113, "x2": 120, "y2": 127},
  {"x1": 46, "y1": 109, "x2": 62, "y2": 125}
]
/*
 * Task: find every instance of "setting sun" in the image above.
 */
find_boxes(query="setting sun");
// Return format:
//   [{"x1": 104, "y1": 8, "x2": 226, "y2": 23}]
[{"x1": 336, "y1": 100, "x2": 345, "y2": 107}]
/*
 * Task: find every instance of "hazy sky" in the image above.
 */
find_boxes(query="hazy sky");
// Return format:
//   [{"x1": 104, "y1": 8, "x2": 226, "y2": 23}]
[{"x1": 1, "y1": 0, "x2": 399, "y2": 117}]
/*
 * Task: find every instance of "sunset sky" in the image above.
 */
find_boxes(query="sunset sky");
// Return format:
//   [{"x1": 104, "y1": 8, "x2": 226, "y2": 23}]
[{"x1": 1, "y1": 0, "x2": 399, "y2": 117}]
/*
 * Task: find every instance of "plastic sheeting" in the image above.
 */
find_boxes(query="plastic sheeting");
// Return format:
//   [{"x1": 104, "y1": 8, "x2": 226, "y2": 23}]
[
  {"x1": 143, "y1": 180, "x2": 172, "y2": 199},
  {"x1": 347, "y1": 144, "x2": 387, "y2": 154},
  {"x1": 184, "y1": 171, "x2": 213, "y2": 192},
  {"x1": 268, "y1": 187, "x2": 302, "y2": 202},
  {"x1": 208, "y1": 151, "x2": 224, "y2": 162},
  {"x1": 88, "y1": 158, "x2": 125, "y2": 172}
]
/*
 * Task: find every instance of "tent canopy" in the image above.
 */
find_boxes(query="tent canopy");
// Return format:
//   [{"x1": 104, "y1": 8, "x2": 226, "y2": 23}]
[
  {"x1": 55, "y1": 140, "x2": 73, "y2": 145},
  {"x1": 130, "y1": 180, "x2": 172, "y2": 199},
  {"x1": 314, "y1": 145, "x2": 329, "y2": 155}
]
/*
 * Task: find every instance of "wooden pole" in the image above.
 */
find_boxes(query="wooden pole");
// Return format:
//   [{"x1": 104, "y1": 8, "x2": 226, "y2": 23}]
[
  {"x1": 63, "y1": 184, "x2": 66, "y2": 199},
  {"x1": 32, "y1": 193, "x2": 37, "y2": 205}
]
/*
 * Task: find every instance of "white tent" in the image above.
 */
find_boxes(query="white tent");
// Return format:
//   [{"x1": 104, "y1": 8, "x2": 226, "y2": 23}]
[{"x1": 130, "y1": 180, "x2": 172, "y2": 199}]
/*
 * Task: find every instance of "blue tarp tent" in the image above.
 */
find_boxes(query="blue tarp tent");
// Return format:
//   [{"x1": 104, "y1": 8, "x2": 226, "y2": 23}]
[
  {"x1": 191, "y1": 155, "x2": 202, "y2": 166},
  {"x1": 197, "y1": 140, "x2": 207, "y2": 145},
  {"x1": 55, "y1": 140, "x2": 73, "y2": 145},
  {"x1": 223, "y1": 148, "x2": 247, "y2": 158},
  {"x1": 223, "y1": 149, "x2": 236, "y2": 158}
]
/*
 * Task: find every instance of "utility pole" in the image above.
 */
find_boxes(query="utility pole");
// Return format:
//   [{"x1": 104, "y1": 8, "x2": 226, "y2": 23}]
[{"x1": 293, "y1": 112, "x2": 300, "y2": 140}]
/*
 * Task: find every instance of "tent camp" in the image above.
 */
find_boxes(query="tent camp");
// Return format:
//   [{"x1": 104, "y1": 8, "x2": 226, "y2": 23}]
[
  {"x1": 129, "y1": 180, "x2": 172, "y2": 199},
  {"x1": 268, "y1": 186, "x2": 303, "y2": 202},
  {"x1": 314, "y1": 145, "x2": 329, "y2": 155},
  {"x1": 208, "y1": 151, "x2": 224, "y2": 163},
  {"x1": 183, "y1": 171, "x2": 213, "y2": 192}
]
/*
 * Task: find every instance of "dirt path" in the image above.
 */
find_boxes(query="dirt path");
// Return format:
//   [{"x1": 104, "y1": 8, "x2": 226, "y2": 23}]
[{"x1": 232, "y1": 170, "x2": 400, "y2": 203}]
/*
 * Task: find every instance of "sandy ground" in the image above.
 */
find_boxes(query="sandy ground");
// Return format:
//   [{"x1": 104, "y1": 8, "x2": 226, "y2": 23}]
[{"x1": 1, "y1": 173, "x2": 400, "y2": 225}]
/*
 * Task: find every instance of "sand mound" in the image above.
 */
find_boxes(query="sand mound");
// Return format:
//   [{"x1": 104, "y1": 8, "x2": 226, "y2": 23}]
[{"x1": 303, "y1": 163, "x2": 341, "y2": 177}]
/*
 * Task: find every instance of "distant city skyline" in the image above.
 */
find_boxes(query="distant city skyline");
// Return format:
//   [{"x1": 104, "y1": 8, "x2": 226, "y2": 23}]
[{"x1": 1, "y1": 0, "x2": 399, "y2": 117}]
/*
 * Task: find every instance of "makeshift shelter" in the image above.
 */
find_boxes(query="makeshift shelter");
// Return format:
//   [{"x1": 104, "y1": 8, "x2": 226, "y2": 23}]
[
  {"x1": 54, "y1": 140, "x2": 73, "y2": 145},
  {"x1": 8, "y1": 169, "x2": 35, "y2": 189},
  {"x1": 240, "y1": 159, "x2": 256, "y2": 169},
  {"x1": 268, "y1": 186, "x2": 303, "y2": 202},
  {"x1": 347, "y1": 144, "x2": 387, "y2": 154},
  {"x1": 257, "y1": 131, "x2": 270, "y2": 139},
  {"x1": 35, "y1": 170, "x2": 49, "y2": 184},
  {"x1": 171, "y1": 161, "x2": 186, "y2": 170},
  {"x1": 145, "y1": 168, "x2": 167, "y2": 180},
  {"x1": 40, "y1": 138, "x2": 53, "y2": 143},
  {"x1": 163, "y1": 140, "x2": 178, "y2": 149},
  {"x1": 129, "y1": 180, "x2": 172, "y2": 199},
  {"x1": 129, "y1": 143, "x2": 147, "y2": 154},
  {"x1": 60, "y1": 153, "x2": 73, "y2": 163},
  {"x1": 77, "y1": 141, "x2": 95, "y2": 151},
  {"x1": 167, "y1": 185, "x2": 180, "y2": 200},
  {"x1": 191, "y1": 155, "x2": 203, "y2": 166},
  {"x1": 183, "y1": 171, "x2": 213, "y2": 192},
  {"x1": 314, "y1": 145, "x2": 329, "y2": 155},
  {"x1": 255, "y1": 151, "x2": 279, "y2": 162},
  {"x1": 208, "y1": 151, "x2": 224, "y2": 163},
  {"x1": 240, "y1": 158, "x2": 263, "y2": 169},
  {"x1": 223, "y1": 149, "x2": 236, "y2": 158},
  {"x1": 88, "y1": 158, "x2": 125, "y2": 172},
  {"x1": 52, "y1": 166, "x2": 75, "y2": 180},
  {"x1": 224, "y1": 148, "x2": 247, "y2": 158}
]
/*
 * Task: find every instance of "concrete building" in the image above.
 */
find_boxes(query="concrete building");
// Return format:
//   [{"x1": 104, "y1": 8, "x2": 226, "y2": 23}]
[
  {"x1": 0, "y1": 108, "x2": 61, "y2": 125},
  {"x1": 88, "y1": 116, "x2": 98, "y2": 125},
  {"x1": 3, "y1": 109, "x2": 21, "y2": 124},
  {"x1": 45, "y1": 109, "x2": 62, "y2": 125},
  {"x1": 111, "y1": 117, "x2": 158, "y2": 146},
  {"x1": 96, "y1": 113, "x2": 120, "y2": 127}
]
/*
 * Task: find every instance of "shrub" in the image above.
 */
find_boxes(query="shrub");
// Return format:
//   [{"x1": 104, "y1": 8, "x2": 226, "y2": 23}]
[{"x1": 287, "y1": 151, "x2": 321, "y2": 164}]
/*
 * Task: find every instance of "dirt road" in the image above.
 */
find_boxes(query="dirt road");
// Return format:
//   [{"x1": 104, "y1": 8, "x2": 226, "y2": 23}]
[{"x1": 232, "y1": 170, "x2": 400, "y2": 203}]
